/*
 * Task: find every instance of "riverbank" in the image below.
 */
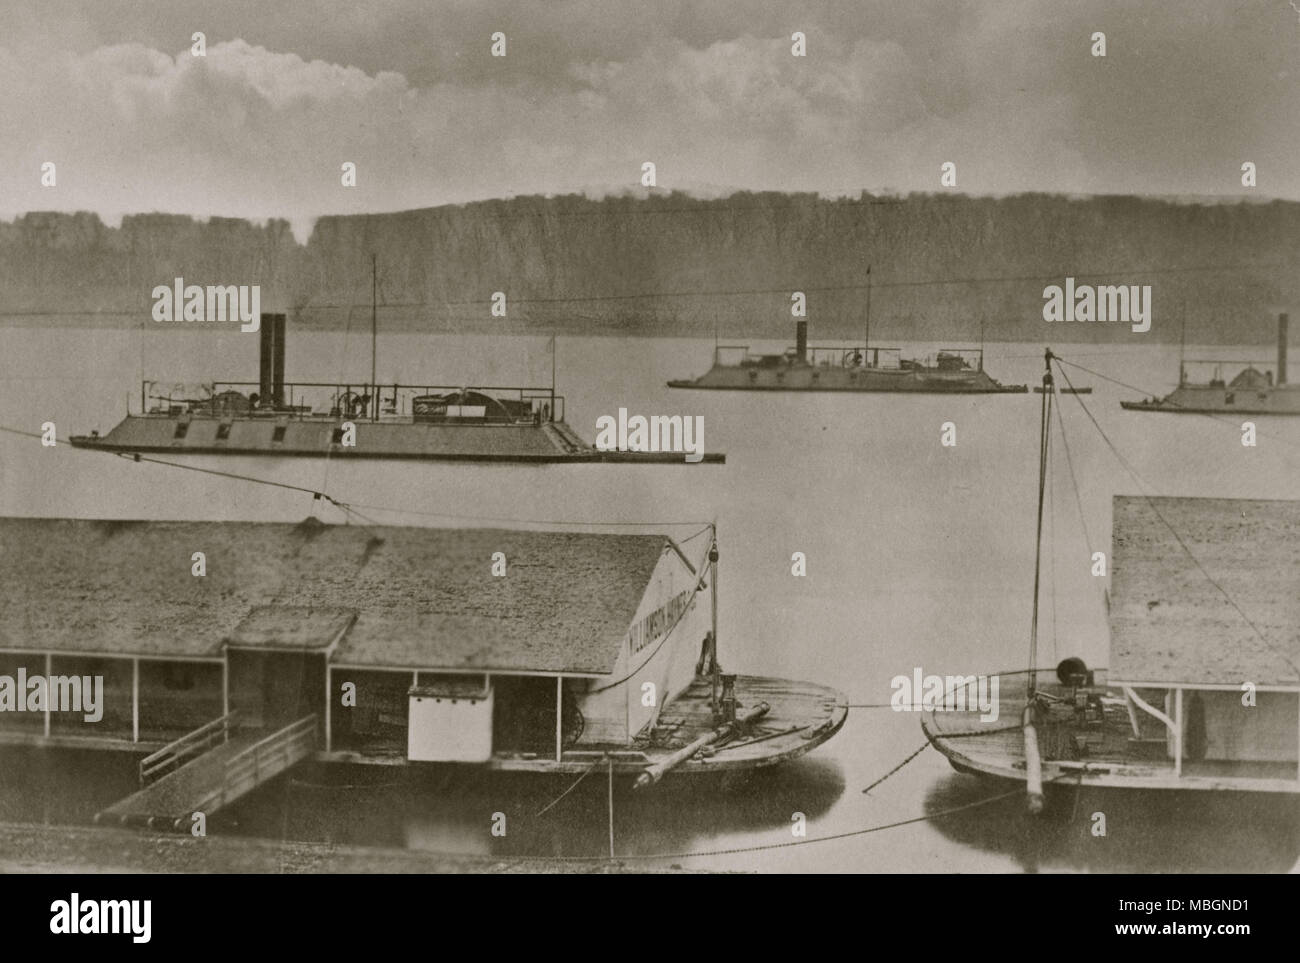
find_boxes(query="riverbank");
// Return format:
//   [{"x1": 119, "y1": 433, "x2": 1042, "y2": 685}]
[{"x1": 0, "y1": 822, "x2": 695, "y2": 874}]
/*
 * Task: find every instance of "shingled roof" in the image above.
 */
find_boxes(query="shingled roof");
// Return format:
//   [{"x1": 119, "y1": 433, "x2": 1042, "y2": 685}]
[
  {"x1": 0, "y1": 517, "x2": 682, "y2": 674},
  {"x1": 1109, "y1": 496, "x2": 1300, "y2": 687}
]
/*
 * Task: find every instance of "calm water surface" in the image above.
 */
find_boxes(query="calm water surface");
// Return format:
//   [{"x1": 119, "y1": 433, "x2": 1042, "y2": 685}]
[{"x1": 2, "y1": 327, "x2": 1298, "y2": 871}]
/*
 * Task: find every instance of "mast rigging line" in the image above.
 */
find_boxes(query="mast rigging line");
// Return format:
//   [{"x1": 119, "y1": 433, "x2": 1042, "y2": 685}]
[
  {"x1": 1053, "y1": 356, "x2": 1300, "y2": 456},
  {"x1": 2, "y1": 256, "x2": 1292, "y2": 321},
  {"x1": 337, "y1": 498, "x2": 713, "y2": 531},
  {"x1": 0, "y1": 423, "x2": 713, "y2": 534},
  {"x1": 1051, "y1": 361, "x2": 1300, "y2": 678},
  {"x1": 1050, "y1": 376, "x2": 1110, "y2": 614},
  {"x1": 584, "y1": 531, "x2": 716, "y2": 695},
  {"x1": 291, "y1": 260, "x2": 1296, "y2": 312}
]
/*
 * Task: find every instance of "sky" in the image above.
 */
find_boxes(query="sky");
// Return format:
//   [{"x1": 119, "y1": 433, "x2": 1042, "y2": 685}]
[{"x1": 0, "y1": 0, "x2": 1296, "y2": 240}]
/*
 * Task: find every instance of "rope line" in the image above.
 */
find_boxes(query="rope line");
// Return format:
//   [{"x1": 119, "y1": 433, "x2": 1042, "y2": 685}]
[
  {"x1": 861, "y1": 742, "x2": 931, "y2": 794},
  {"x1": 1054, "y1": 362, "x2": 1299, "y2": 677},
  {"x1": 546, "y1": 774, "x2": 1077, "y2": 863},
  {"x1": 585, "y1": 534, "x2": 715, "y2": 694},
  {"x1": 1054, "y1": 356, "x2": 1300, "y2": 454},
  {"x1": 242, "y1": 260, "x2": 1300, "y2": 310},
  {"x1": 534, "y1": 755, "x2": 607, "y2": 817},
  {"x1": 0, "y1": 423, "x2": 712, "y2": 533}
]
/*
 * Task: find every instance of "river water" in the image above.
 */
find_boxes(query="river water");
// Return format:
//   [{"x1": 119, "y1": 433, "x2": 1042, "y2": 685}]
[{"x1": 1, "y1": 326, "x2": 1297, "y2": 872}]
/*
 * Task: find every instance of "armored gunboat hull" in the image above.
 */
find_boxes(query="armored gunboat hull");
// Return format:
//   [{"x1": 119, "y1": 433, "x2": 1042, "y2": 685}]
[
  {"x1": 1120, "y1": 383, "x2": 1300, "y2": 416},
  {"x1": 1124, "y1": 313, "x2": 1297, "y2": 414},
  {"x1": 70, "y1": 414, "x2": 725, "y2": 464},
  {"x1": 668, "y1": 364, "x2": 1027, "y2": 393}
]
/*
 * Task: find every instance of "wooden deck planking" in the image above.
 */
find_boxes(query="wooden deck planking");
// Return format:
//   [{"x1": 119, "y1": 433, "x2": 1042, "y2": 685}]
[
  {"x1": 96, "y1": 721, "x2": 317, "y2": 828},
  {"x1": 923, "y1": 680, "x2": 1300, "y2": 793},
  {"x1": 486, "y1": 675, "x2": 846, "y2": 775}
]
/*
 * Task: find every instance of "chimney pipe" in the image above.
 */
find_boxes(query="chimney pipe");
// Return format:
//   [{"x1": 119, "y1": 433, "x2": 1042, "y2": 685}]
[
  {"x1": 795, "y1": 320, "x2": 807, "y2": 363},
  {"x1": 272, "y1": 313, "x2": 286, "y2": 406},
  {"x1": 1278, "y1": 313, "x2": 1288, "y2": 386},
  {"x1": 258, "y1": 315, "x2": 274, "y2": 406}
]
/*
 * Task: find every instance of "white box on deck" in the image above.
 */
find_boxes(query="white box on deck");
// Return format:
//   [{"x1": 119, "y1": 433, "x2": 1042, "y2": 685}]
[{"x1": 408, "y1": 677, "x2": 494, "y2": 762}]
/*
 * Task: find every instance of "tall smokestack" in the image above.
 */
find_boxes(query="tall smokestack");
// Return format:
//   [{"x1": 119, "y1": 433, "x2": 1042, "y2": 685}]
[
  {"x1": 795, "y1": 320, "x2": 807, "y2": 363},
  {"x1": 1278, "y1": 313, "x2": 1288, "y2": 386},
  {"x1": 258, "y1": 314, "x2": 274, "y2": 405},
  {"x1": 272, "y1": 314, "x2": 287, "y2": 406}
]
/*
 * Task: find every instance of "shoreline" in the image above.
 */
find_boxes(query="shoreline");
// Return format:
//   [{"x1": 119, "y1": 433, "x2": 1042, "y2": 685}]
[
  {"x1": 0, "y1": 317, "x2": 1278, "y2": 349},
  {"x1": 0, "y1": 821, "x2": 698, "y2": 875}
]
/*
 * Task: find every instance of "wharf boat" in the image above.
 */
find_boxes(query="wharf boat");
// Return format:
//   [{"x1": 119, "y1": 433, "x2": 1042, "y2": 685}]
[
  {"x1": 70, "y1": 312, "x2": 722, "y2": 464},
  {"x1": 923, "y1": 351, "x2": 1300, "y2": 808},
  {"x1": 0, "y1": 517, "x2": 844, "y2": 829},
  {"x1": 1121, "y1": 313, "x2": 1299, "y2": 415},
  {"x1": 668, "y1": 321, "x2": 1028, "y2": 394}
]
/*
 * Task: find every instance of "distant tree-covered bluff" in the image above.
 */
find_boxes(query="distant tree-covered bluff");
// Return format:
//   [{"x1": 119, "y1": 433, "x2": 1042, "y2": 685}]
[{"x1": 1, "y1": 192, "x2": 1295, "y2": 344}]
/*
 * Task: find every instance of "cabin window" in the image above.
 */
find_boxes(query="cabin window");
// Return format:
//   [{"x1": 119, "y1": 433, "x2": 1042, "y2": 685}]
[
  {"x1": 331, "y1": 427, "x2": 344, "y2": 444},
  {"x1": 271, "y1": 425, "x2": 287, "y2": 443},
  {"x1": 216, "y1": 423, "x2": 232, "y2": 440},
  {"x1": 172, "y1": 422, "x2": 189, "y2": 439},
  {"x1": 1225, "y1": 392, "x2": 1235, "y2": 405}
]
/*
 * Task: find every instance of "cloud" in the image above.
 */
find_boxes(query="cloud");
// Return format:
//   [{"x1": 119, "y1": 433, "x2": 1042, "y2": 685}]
[{"x1": 0, "y1": 0, "x2": 1295, "y2": 238}]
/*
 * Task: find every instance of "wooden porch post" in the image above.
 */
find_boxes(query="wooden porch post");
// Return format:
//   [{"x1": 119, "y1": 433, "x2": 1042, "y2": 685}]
[
  {"x1": 132, "y1": 658, "x2": 139, "y2": 743},
  {"x1": 555, "y1": 675, "x2": 563, "y2": 762},
  {"x1": 43, "y1": 652, "x2": 51, "y2": 738},
  {"x1": 1174, "y1": 688, "x2": 1183, "y2": 778},
  {"x1": 324, "y1": 664, "x2": 332, "y2": 753}
]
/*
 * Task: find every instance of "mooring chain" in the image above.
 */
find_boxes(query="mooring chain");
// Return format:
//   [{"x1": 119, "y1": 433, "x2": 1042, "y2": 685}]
[{"x1": 860, "y1": 741, "x2": 932, "y2": 795}]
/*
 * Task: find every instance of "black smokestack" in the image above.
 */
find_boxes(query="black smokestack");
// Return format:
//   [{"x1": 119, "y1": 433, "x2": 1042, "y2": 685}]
[
  {"x1": 272, "y1": 313, "x2": 286, "y2": 406},
  {"x1": 1279, "y1": 313, "x2": 1288, "y2": 386},
  {"x1": 795, "y1": 320, "x2": 807, "y2": 363},
  {"x1": 258, "y1": 314, "x2": 274, "y2": 405}
]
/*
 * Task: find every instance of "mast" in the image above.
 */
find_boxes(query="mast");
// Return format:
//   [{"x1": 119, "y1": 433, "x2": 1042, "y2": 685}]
[
  {"x1": 1179, "y1": 308, "x2": 1186, "y2": 386},
  {"x1": 1023, "y1": 347, "x2": 1054, "y2": 815},
  {"x1": 1028, "y1": 348, "x2": 1053, "y2": 699},
  {"x1": 370, "y1": 252, "x2": 378, "y2": 421},
  {"x1": 864, "y1": 264, "x2": 872, "y2": 368},
  {"x1": 709, "y1": 532, "x2": 720, "y2": 717}
]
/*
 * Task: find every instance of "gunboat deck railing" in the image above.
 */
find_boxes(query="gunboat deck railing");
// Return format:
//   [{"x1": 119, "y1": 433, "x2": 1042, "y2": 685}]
[
  {"x1": 714, "y1": 344, "x2": 984, "y2": 371},
  {"x1": 137, "y1": 381, "x2": 564, "y2": 423}
]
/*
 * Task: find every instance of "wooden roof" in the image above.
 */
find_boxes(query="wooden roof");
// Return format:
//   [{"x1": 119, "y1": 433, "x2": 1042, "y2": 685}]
[
  {"x1": 1109, "y1": 496, "x2": 1300, "y2": 687},
  {"x1": 0, "y1": 517, "x2": 682, "y2": 674}
]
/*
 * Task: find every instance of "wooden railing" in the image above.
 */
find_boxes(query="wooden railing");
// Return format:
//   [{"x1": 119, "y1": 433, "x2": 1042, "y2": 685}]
[
  {"x1": 191, "y1": 715, "x2": 318, "y2": 815},
  {"x1": 139, "y1": 711, "x2": 239, "y2": 786}
]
